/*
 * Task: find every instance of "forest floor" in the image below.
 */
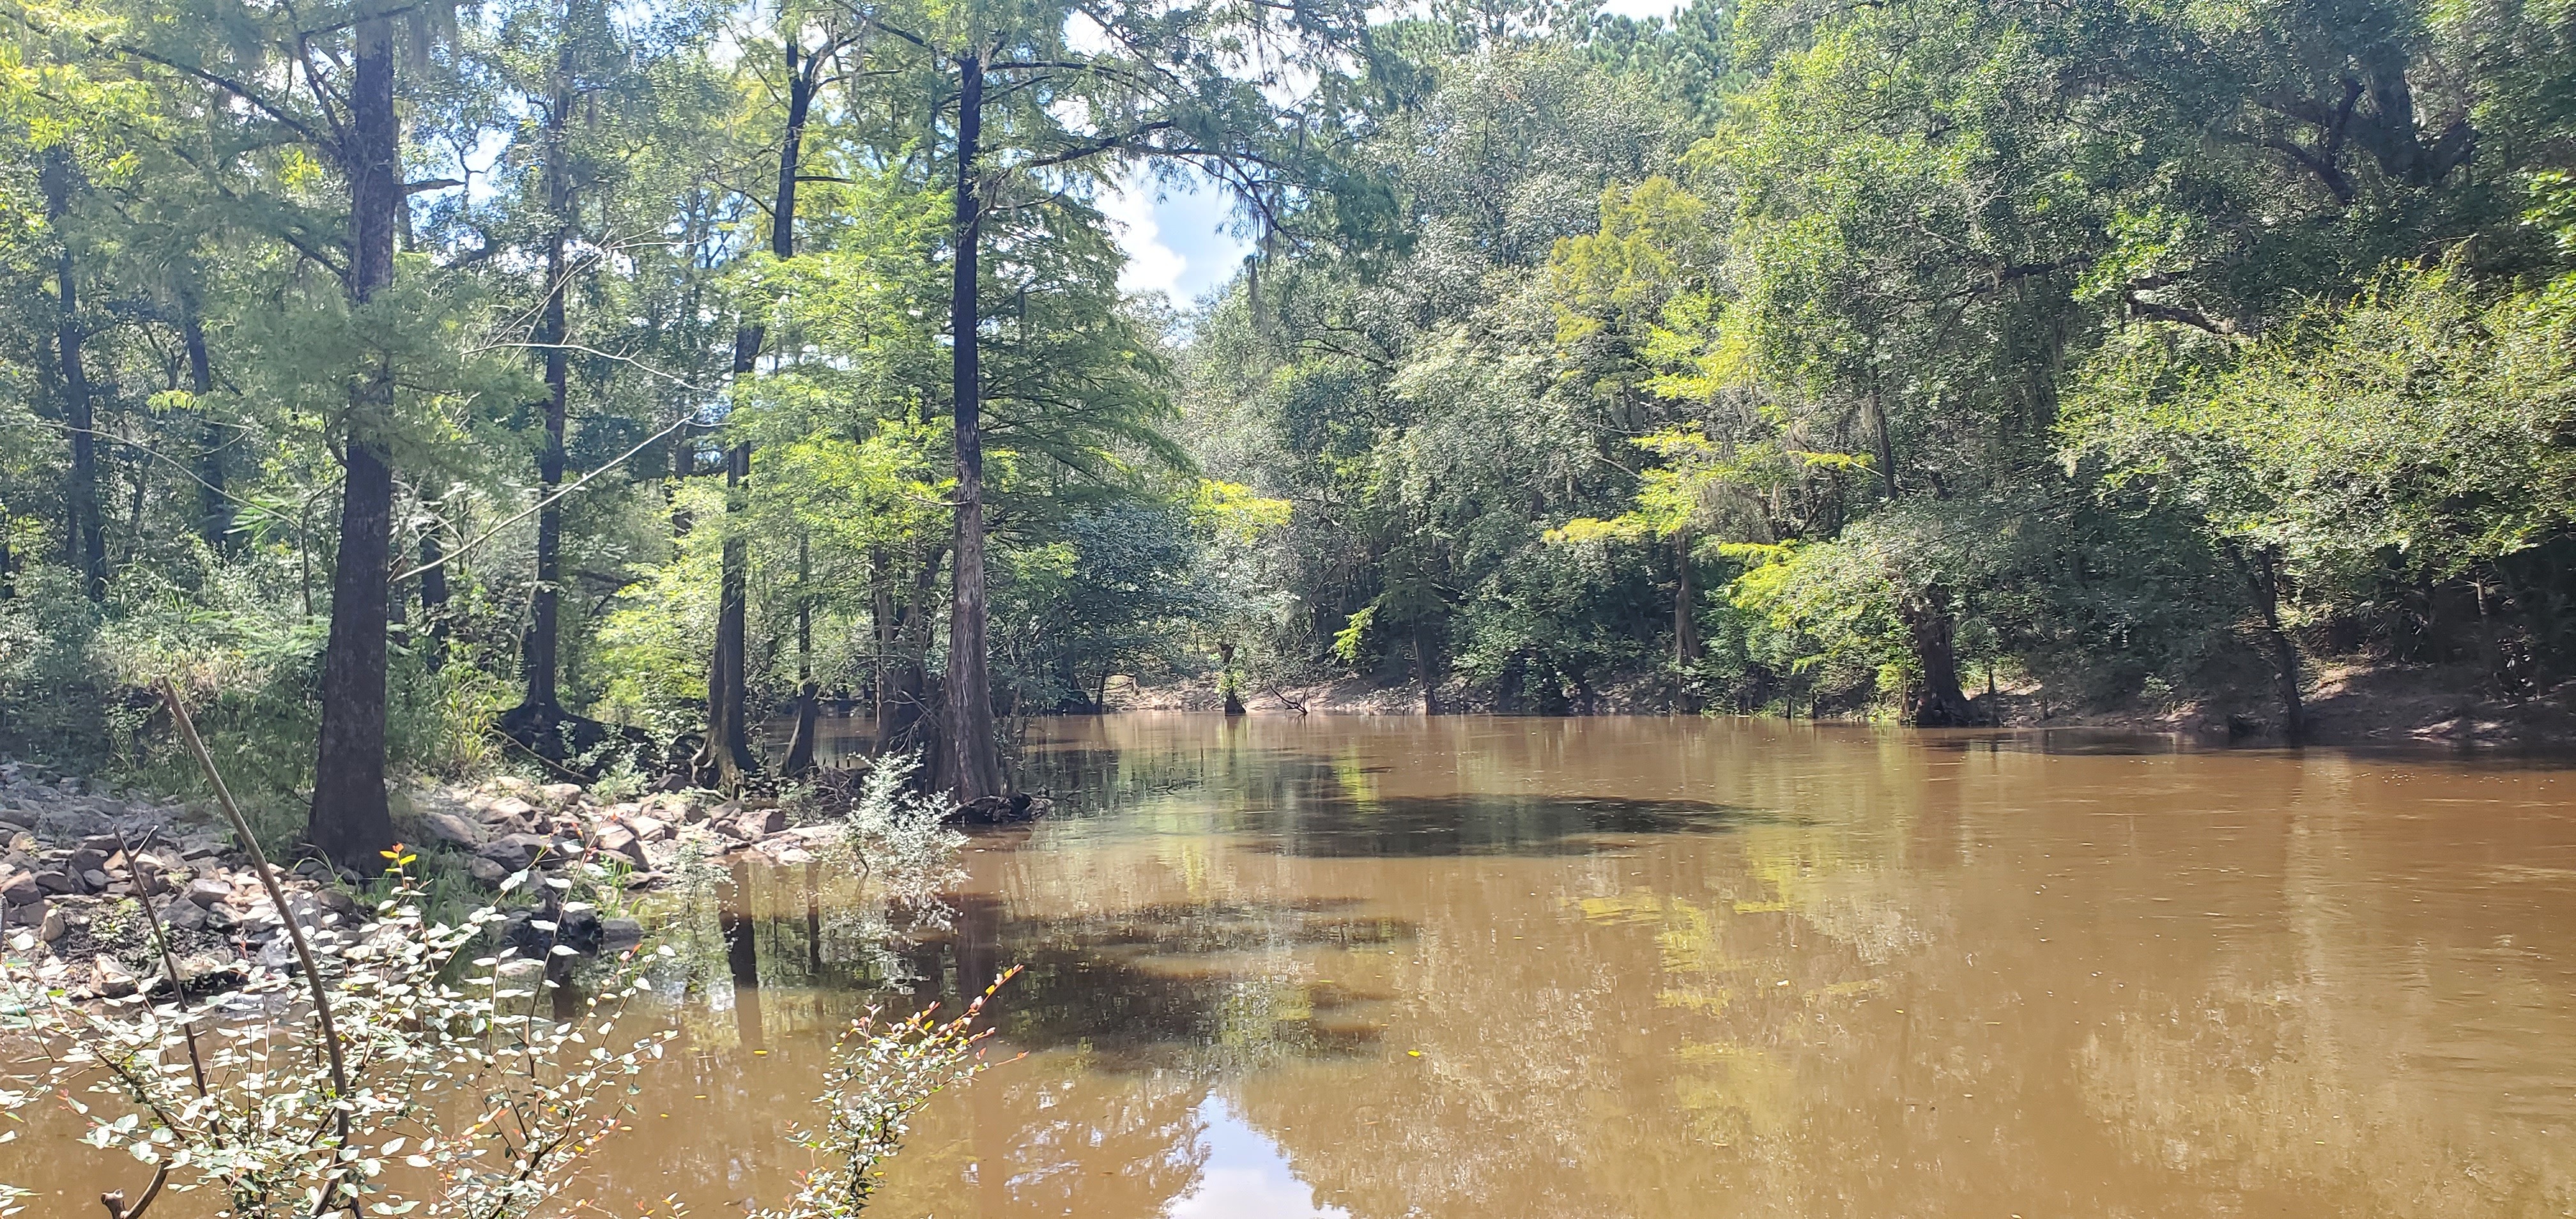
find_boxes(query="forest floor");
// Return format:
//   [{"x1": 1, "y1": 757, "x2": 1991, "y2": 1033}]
[{"x1": 1114, "y1": 661, "x2": 2576, "y2": 751}]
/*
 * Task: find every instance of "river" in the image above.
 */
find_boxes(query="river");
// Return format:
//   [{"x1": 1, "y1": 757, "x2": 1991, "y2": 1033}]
[{"x1": 20, "y1": 714, "x2": 2576, "y2": 1215}]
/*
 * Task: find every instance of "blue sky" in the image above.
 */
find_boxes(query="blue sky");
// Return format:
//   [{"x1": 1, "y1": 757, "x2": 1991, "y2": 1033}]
[{"x1": 1105, "y1": 0, "x2": 1688, "y2": 306}]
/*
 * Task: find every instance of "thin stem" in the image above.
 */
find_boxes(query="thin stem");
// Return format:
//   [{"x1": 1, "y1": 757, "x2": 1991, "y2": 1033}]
[{"x1": 154, "y1": 684, "x2": 355, "y2": 1187}]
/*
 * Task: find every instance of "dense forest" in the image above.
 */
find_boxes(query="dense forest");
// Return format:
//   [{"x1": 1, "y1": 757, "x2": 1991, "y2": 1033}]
[{"x1": 0, "y1": 0, "x2": 2571, "y2": 869}]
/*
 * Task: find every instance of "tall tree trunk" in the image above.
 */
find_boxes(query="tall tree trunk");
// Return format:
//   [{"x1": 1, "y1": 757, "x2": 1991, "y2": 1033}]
[
  {"x1": 1866, "y1": 383, "x2": 1975, "y2": 726},
  {"x1": 781, "y1": 535, "x2": 819, "y2": 775},
  {"x1": 182, "y1": 304, "x2": 231, "y2": 554},
  {"x1": 945, "y1": 53, "x2": 1003, "y2": 800},
  {"x1": 418, "y1": 525, "x2": 448, "y2": 673},
  {"x1": 42, "y1": 150, "x2": 103, "y2": 601},
  {"x1": 2250, "y1": 546, "x2": 2306, "y2": 743},
  {"x1": 870, "y1": 544, "x2": 892, "y2": 726},
  {"x1": 694, "y1": 440, "x2": 758, "y2": 786},
  {"x1": 520, "y1": 45, "x2": 573, "y2": 721},
  {"x1": 309, "y1": 15, "x2": 402, "y2": 871},
  {"x1": 1413, "y1": 621, "x2": 1443, "y2": 715},
  {"x1": 694, "y1": 42, "x2": 818, "y2": 788},
  {"x1": 877, "y1": 546, "x2": 943, "y2": 756},
  {"x1": 1673, "y1": 528, "x2": 1698, "y2": 663}
]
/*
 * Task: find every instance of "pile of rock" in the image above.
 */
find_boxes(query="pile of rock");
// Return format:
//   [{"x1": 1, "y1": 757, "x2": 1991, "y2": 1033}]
[
  {"x1": 405, "y1": 774, "x2": 858, "y2": 882},
  {"x1": 0, "y1": 763, "x2": 388, "y2": 1001}
]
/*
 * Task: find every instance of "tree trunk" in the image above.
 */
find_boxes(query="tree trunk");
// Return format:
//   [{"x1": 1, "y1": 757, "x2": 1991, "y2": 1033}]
[
  {"x1": 694, "y1": 45, "x2": 816, "y2": 787},
  {"x1": 870, "y1": 544, "x2": 892, "y2": 726},
  {"x1": 308, "y1": 13, "x2": 402, "y2": 871},
  {"x1": 181, "y1": 305, "x2": 231, "y2": 554},
  {"x1": 877, "y1": 546, "x2": 944, "y2": 756},
  {"x1": 418, "y1": 525, "x2": 448, "y2": 673},
  {"x1": 1219, "y1": 640, "x2": 1245, "y2": 716},
  {"x1": 944, "y1": 52, "x2": 1003, "y2": 800},
  {"x1": 693, "y1": 441, "x2": 758, "y2": 786},
  {"x1": 520, "y1": 45, "x2": 574, "y2": 721},
  {"x1": 1673, "y1": 528, "x2": 1698, "y2": 663},
  {"x1": 1899, "y1": 585, "x2": 1975, "y2": 726},
  {"x1": 781, "y1": 681, "x2": 821, "y2": 776},
  {"x1": 1413, "y1": 621, "x2": 1443, "y2": 715},
  {"x1": 42, "y1": 150, "x2": 104, "y2": 602},
  {"x1": 2250, "y1": 546, "x2": 2306, "y2": 743}
]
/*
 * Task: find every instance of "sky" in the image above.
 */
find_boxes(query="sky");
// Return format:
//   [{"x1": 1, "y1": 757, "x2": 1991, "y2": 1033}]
[{"x1": 1102, "y1": 0, "x2": 1688, "y2": 305}]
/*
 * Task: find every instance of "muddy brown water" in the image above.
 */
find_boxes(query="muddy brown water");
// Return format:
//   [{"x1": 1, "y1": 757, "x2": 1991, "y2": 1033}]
[{"x1": 13, "y1": 714, "x2": 2576, "y2": 1216}]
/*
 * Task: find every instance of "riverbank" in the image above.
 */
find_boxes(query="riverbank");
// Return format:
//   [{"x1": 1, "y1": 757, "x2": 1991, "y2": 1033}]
[
  {"x1": 0, "y1": 761, "x2": 995, "y2": 1002},
  {"x1": 1112, "y1": 661, "x2": 2576, "y2": 749}
]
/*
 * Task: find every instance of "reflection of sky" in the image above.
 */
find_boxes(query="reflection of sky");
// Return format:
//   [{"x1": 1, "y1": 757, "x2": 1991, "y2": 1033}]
[{"x1": 1165, "y1": 1095, "x2": 1353, "y2": 1219}]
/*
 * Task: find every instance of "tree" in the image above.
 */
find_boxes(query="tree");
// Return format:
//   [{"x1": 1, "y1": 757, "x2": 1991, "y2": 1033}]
[{"x1": 853, "y1": 0, "x2": 1370, "y2": 797}]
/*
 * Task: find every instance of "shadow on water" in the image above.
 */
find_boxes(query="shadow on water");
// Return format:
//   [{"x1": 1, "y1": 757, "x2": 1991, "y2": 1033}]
[
  {"x1": 705, "y1": 868, "x2": 1414, "y2": 1071},
  {"x1": 1234, "y1": 792, "x2": 1770, "y2": 857}
]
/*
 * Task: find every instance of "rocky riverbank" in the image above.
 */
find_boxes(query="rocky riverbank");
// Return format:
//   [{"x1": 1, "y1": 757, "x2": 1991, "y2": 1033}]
[{"x1": 1, "y1": 760, "x2": 1043, "y2": 1003}]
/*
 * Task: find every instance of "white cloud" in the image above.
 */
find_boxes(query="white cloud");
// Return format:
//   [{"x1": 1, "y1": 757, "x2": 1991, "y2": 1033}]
[
  {"x1": 1100, "y1": 167, "x2": 1255, "y2": 305},
  {"x1": 1099, "y1": 174, "x2": 1190, "y2": 299}
]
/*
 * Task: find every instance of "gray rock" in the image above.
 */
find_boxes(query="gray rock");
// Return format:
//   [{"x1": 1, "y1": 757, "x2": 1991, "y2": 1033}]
[
  {"x1": 538, "y1": 782, "x2": 584, "y2": 805},
  {"x1": 38, "y1": 905, "x2": 63, "y2": 942},
  {"x1": 626, "y1": 816, "x2": 671, "y2": 843},
  {"x1": 466, "y1": 855, "x2": 510, "y2": 885},
  {"x1": 422, "y1": 811, "x2": 486, "y2": 849},
  {"x1": 601, "y1": 917, "x2": 643, "y2": 953},
  {"x1": 485, "y1": 796, "x2": 539, "y2": 826},
  {"x1": 477, "y1": 832, "x2": 556, "y2": 871},
  {"x1": 158, "y1": 898, "x2": 207, "y2": 932},
  {"x1": 33, "y1": 870, "x2": 76, "y2": 895},
  {"x1": 79, "y1": 869, "x2": 111, "y2": 893},
  {"x1": 0, "y1": 871, "x2": 37, "y2": 908},
  {"x1": 185, "y1": 877, "x2": 234, "y2": 907},
  {"x1": 594, "y1": 825, "x2": 648, "y2": 868}
]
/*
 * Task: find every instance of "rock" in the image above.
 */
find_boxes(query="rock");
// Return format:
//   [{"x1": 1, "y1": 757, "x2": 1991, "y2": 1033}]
[
  {"x1": 491, "y1": 775, "x2": 534, "y2": 797},
  {"x1": 478, "y1": 832, "x2": 556, "y2": 872},
  {"x1": 594, "y1": 825, "x2": 648, "y2": 868},
  {"x1": 33, "y1": 869, "x2": 77, "y2": 895},
  {"x1": 39, "y1": 905, "x2": 63, "y2": 942},
  {"x1": 203, "y1": 903, "x2": 238, "y2": 933},
  {"x1": 77, "y1": 835, "x2": 121, "y2": 855},
  {"x1": 175, "y1": 951, "x2": 243, "y2": 990},
  {"x1": 626, "y1": 816, "x2": 671, "y2": 843},
  {"x1": 91, "y1": 955, "x2": 139, "y2": 999},
  {"x1": 486, "y1": 796, "x2": 539, "y2": 827},
  {"x1": 601, "y1": 917, "x2": 643, "y2": 953},
  {"x1": 79, "y1": 869, "x2": 111, "y2": 893},
  {"x1": 158, "y1": 898, "x2": 207, "y2": 932},
  {"x1": 311, "y1": 887, "x2": 357, "y2": 916},
  {"x1": 538, "y1": 782, "x2": 584, "y2": 805},
  {"x1": 185, "y1": 877, "x2": 234, "y2": 907},
  {"x1": 422, "y1": 811, "x2": 486, "y2": 849},
  {"x1": 951, "y1": 793, "x2": 1045, "y2": 825},
  {"x1": 714, "y1": 817, "x2": 758, "y2": 843},
  {"x1": 466, "y1": 856, "x2": 510, "y2": 886},
  {"x1": 0, "y1": 871, "x2": 37, "y2": 908},
  {"x1": 742, "y1": 806, "x2": 787, "y2": 836}
]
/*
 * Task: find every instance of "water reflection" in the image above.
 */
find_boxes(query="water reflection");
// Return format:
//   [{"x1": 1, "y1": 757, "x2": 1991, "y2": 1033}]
[
  {"x1": 1166, "y1": 1096, "x2": 1351, "y2": 1219},
  {"x1": 17, "y1": 715, "x2": 2575, "y2": 1216}
]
